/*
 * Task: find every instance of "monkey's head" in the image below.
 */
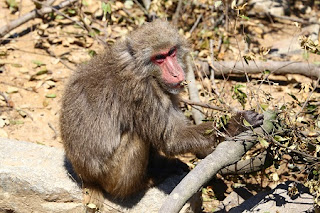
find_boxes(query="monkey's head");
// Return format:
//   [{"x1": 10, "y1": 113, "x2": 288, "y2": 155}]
[{"x1": 125, "y1": 20, "x2": 190, "y2": 94}]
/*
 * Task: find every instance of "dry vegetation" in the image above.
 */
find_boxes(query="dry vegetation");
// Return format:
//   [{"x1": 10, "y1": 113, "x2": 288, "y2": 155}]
[{"x1": 1, "y1": 0, "x2": 320, "y2": 211}]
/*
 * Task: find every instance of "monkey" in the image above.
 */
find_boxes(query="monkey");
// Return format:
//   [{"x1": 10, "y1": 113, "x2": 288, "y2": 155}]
[{"x1": 60, "y1": 20, "x2": 264, "y2": 209}]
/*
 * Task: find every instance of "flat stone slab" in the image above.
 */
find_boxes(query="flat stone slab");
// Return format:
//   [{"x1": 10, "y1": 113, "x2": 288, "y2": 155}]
[
  {"x1": 0, "y1": 138, "x2": 83, "y2": 212},
  {"x1": 0, "y1": 138, "x2": 200, "y2": 213},
  {"x1": 228, "y1": 181, "x2": 314, "y2": 213}
]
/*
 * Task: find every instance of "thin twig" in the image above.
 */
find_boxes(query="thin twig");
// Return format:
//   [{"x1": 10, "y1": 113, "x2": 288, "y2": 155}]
[
  {"x1": 216, "y1": 33, "x2": 223, "y2": 55},
  {"x1": 225, "y1": 0, "x2": 229, "y2": 31},
  {"x1": 186, "y1": 55, "x2": 205, "y2": 124},
  {"x1": 209, "y1": 39, "x2": 221, "y2": 96},
  {"x1": 78, "y1": 1, "x2": 106, "y2": 46},
  {"x1": 181, "y1": 98, "x2": 227, "y2": 112},
  {"x1": 48, "y1": 122, "x2": 57, "y2": 139},
  {"x1": 189, "y1": 14, "x2": 203, "y2": 35},
  {"x1": 212, "y1": 13, "x2": 225, "y2": 29},
  {"x1": 45, "y1": 49, "x2": 76, "y2": 71},
  {"x1": 133, "y1": 0, "x2": 149, "y2": 15},
  {"x1": 268, "y1": 135, "x2": 320, "y2": 162},
  {"x1": 172, "y1": 0, "x2": 183, "y2": 26},
  {"x1": 295, "y1": 76, "x2": 320, "y2": 118},
  {"x1": 0, "y1": 92, "x2": 11, "y2": 107}
]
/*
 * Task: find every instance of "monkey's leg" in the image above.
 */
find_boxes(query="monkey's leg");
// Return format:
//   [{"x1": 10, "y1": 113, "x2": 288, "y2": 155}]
[{"x1": 101, "y1": 132, "x2": 151, "y2": 198}]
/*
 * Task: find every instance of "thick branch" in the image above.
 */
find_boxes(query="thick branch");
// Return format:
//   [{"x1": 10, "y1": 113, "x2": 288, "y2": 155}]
[
  {"x1": 159, "y1": 111, "x2": 276, "y2": 213},
  {"x1": 219, "y1": 150, "x2": 267, "y2": 175},
  {"x1": 0, "y1": 0, "x2": 78, "y2": 38},
  {"x1": 199, "y1": 60, "x2": 320, "y2": 79},
  {"x1": 186, "y1": 56, "x2": 205, "y2": 125}
]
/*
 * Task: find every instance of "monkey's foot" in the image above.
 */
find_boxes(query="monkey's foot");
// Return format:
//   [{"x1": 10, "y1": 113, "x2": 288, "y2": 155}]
[{"x1": 83, "y1": 187, "x2": 104, "y2": 213}]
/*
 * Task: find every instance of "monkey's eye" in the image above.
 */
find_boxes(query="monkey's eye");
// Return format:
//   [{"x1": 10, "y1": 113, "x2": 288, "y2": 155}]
[
  {"x1": 168, "y1": 47, "x2": 177, "y2": 57},
  {"x1": 152, "y1": 54, "x2": 166, "y2": 64}
]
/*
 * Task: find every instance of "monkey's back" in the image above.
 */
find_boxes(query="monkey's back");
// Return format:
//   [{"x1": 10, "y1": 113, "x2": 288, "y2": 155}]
[{"x1": 60, "y1": 49, "x2": 127, "y2": 179}]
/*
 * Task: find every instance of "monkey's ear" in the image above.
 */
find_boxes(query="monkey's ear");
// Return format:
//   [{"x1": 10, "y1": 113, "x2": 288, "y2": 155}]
[{"x1": 125, "y1": 38, "x2": 135, "y2": 58}]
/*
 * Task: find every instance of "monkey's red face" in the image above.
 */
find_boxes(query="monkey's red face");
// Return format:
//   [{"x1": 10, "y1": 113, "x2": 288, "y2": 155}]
[{"x1": 151, "y1": 47, "x2": 185, "y2": 89}]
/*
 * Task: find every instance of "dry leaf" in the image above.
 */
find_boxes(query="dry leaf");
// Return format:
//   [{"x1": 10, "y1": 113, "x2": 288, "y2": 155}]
[
  {"x1": 7, "y1": 87, "x2": 19, "y2": 94},
  {"x1": 124, "y1": 0, "x2": 133, "y2": 9},
  {"x1": 202, "y1": 78, "x2": 212, "y2": 91},
  {"x1": 62, "y1": 40, "x2": 70, "y2": 47},
  {"x1": 43, "y1": 99, "x2": 49, "y2": 107},
  {"x1": 114, "y1": 1, "x2": 124, "y2": 10},
  {"x1": 46, "y1": 94, "x2": 56, "y2": 98},
  {"x1": 51, "y1": 58, "x2": 60, "y2": 65},
  {"x1": 39, "y1": 24, "x2": 49, "y2": 30},
  {"x1": 46, "y1": 80, "x2": 56, "y2": 88},
  {"x1": 271, "y1": 173, "x2": 280, "y2": 182},
  {"x1": 35, "y1": 81, "x2": 44, "y2": 89},
  {"x1": 243, "y1": 119, "x2": 252, "y2": 127},
  {"x1": 258, "y1": 137, "x2": 269, "y2": 148},
  {"x1": 19, "y1": 68, "x2": 29, "y2": 74},
  {"x1": 0, "y1": 119, "x2": 6, "y2": 128}
]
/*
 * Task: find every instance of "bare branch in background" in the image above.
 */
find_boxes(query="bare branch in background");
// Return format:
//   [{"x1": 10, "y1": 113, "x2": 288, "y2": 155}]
[
  {"x1": 186, "y1": 56, "x2": 205, "y2": 125},
  {"x1": 172, "y1": 0, "x2": 183, "y2": 26},
  {"x1": 0, "y1": 0, "x2": 78, "y2": 38},
  {"x1": 199, "y1": 60, "x2": 320, "y2": 79}
]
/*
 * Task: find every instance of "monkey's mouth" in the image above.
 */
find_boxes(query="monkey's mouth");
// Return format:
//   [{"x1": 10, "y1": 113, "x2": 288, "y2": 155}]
[{"x1": 169, "y1": 81, "x2": 185, "y2": 89}]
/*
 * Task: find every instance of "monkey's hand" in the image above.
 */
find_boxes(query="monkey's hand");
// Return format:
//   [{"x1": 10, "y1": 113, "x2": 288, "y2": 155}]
[
  {"x1": 242, "y1": 110, "x2": 264, "y2": 128},
  {"x1": 196, "y1": 111, "x2": 264, "y2": 159},
  {"x1": 226, "y1": 110, "x2": 264, "y2": 137}
]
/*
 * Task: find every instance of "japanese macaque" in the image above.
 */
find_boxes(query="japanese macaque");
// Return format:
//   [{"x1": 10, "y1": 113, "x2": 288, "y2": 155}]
[{"x1": 60, "y1": 20, "x2": 263, "y2": 209}]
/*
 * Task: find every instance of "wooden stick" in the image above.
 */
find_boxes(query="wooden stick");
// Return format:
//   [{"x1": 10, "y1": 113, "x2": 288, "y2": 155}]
[{"x1": 0, "y1": 0, "x2": 78, "y2": 38}]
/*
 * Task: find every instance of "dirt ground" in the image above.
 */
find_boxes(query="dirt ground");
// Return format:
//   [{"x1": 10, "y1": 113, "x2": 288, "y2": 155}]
[{"x1": 1, "y1": 0, "x2": 320, "y2": 211}]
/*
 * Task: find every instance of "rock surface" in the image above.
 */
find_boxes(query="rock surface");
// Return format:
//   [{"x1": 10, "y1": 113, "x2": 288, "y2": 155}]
[
  {"x1": 248, "y1": 0, "x2": 290, "y2": 17},
  {"x1": 0, "y1": 138, "x2": 200, "y2": 213},
  {"x1": 270, "y1": 24, "x2": 320, "y2": 57},
  {"x1": 216, "y1": 181, "x2": 314, "y2": 213}
]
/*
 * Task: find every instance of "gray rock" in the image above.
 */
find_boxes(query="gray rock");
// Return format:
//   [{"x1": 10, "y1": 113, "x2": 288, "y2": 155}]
[
  {"x1": 229, "y1": 181, "x2": 314, "y2": 213},
  {"x1": 0, "y1": 138, "x2": 201, "y2": 213},
  {"x1": 270, "y1": 24, "x2": 320, "y2": 57},
  {"x1": 215, "y1": 191, "x2": 245, "y2": 212},
  {"x1": 249, "y1": 0, "x2": 290, "y2": 17},
  {"x1": 0, "y1": 138, "x2": 83, "y2": 213}
]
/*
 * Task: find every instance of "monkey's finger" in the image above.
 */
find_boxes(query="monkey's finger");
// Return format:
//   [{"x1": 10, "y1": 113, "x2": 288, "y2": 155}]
[
  {"x1": 256, "y1": 114, "x2": 264, "y2": 120},
  {"x1": 252, "y1": 115, "x2": 264, "y2": 127},
  {"x1": 243, "y1": 111, "x2": 257, "y2": 120}
]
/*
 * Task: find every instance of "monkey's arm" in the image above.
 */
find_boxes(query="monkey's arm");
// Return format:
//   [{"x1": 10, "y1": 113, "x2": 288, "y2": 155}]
[
  {"x1": 159, "y1": 120, "x2": 217, "y2": 156},
  {"x1": 160, "y1": 110, "x2": 264, "y2": 157}
]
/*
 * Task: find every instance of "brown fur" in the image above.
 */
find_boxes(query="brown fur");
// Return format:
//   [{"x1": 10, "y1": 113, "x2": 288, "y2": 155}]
[{"x1": 60, "y1": 20, "x2": 263, "y2": 207}]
